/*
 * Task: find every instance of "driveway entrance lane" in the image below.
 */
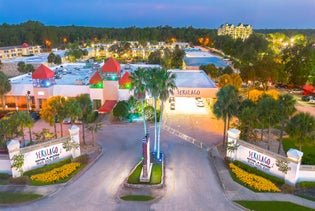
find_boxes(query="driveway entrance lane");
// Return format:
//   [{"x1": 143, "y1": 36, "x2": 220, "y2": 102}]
[{"x1": 2, "y1": 124, "x2": 238, "y2": 211}]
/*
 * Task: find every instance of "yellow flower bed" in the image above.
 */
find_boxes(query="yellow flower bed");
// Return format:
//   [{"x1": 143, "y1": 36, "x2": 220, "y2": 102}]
[
  {"x1": 31, "y1": 162, "x2": 80, "y2": 183},
  {"x1": 229, "y1": 163, "x2": 280, "y2": 192}
]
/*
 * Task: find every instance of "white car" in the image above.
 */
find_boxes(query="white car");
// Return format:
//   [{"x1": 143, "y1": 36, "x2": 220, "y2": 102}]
[
  {"x1": 309, "y1": 99, "x2": 315, "y2": 104},
  {"x1": 196, "y1": 101, "x2": 205, "y2": 107}
]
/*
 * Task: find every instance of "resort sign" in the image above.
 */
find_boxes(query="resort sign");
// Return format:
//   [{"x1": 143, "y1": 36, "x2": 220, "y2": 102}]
[
  {"x1": 247, "y1": 150, "x2": 273, "y2": 170},
  {"x1": 176, "y1": 89, "x2": 200, "y2": 96}
]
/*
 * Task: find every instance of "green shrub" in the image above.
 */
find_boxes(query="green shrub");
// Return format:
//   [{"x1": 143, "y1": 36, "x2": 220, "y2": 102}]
[
  {"x1": 72, "y1": 154, "x2": 88, "y2": 164},
  {"x1": 9, "y1": 176, "x2": 30, "y2": 185},
  {"x1": 233, "y1": 160, "x2": 284, "y2": 185},
  {"x1": 0, "y1": 173, "x2": 10, "y2": 180},
  {"x1": 24, "y1": 158, "x2": 72, "y2": 176},
  {"x1": 298, "y1": 181, "x2": 315, "y2": 188}
]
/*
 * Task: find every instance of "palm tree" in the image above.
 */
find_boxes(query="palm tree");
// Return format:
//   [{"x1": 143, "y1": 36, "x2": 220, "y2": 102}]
[
  {"x1": 129, "y1": 68, "x2": 148, "y2": 136},
  {"x1": 286, "y1": 112, "x2": 315, "y2": 151},
  {"x1": 11, "y1": 111, "x2": 34, "y2": 146},
  {"x1": 76, "y1": 94, "x2": 93, "y2": 145},
  {"x1": 40, "y1": 99, "x2": 58, "y2": 138},
  {"x1": 86, "y1": 121, "x2": 102, "y2": 146},
  {"x1": 277, "y1": 94, "x2": 296, "y2": 154},
  {"x1": 0, "y1": 72, "x2": 11, "y2": 110},
  {"x1": 157, "y1": 69, "x2": 177, "y2": 159},
  {"x1": 257, "y1": 96, "x2": 280, "y2": 150},
  {"x1": 145, "y1": 68, "x2": 161, "y2": 154},
  {"x1": 213, "y1": 85, "x2": 239, "y2": 147}
]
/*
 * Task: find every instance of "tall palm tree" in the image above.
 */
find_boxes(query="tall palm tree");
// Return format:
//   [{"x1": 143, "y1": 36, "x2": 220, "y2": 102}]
[
  {"x1": 277, "y1": 94, "x2": 296, "y2": 154},
  {"x1": 129, "y1": 68, "x2": 148, "y2": 136},
  {"x1": 213, "y1": 85, "x2": 239, "y2": 147},
  {"x1": 257, "y1": 95, "x2": 280, "y2": 150},
  {"x1": 145, "y1": 68, "x2": 161, "y2": 154},
  {"x1": 11, "y1": 111, "x2": 34, "y2": 147},
  {"x1": 286, "y1": 112, "x2": 315, "y2": 151},
  {"x1": 157, "y1": 69, "x2": 177, "y2": 159},
  {"x1": 76, "y1": 94, "x2": 93, "y2": 145}
]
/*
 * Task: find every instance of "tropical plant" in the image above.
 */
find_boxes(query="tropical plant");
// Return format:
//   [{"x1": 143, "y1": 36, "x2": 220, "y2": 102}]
[
  {"x1": 145, "y1": 68, "x2": 162, "y2": 154},
  {"x1": 86, "y1": 121, "x2": 102, "y2": 146},
  {"x1": 286, "y1": 112, "x2": 315, "y2": 151},
  {"x1": 11, "y1": 154, "x2": 25, "y2": 176},
  {"x1": 156, "y1": 69, "x2": 177, "y2": 159},
  {"x1": 213, "y1": 85, "x2": 239, "y2": 147},
  {"x1": 257, "y1": 96, "x2": 280, "y2": 150},
  {"x1": 129, "y1": 68, "x2": 148, "y2": 136},
  {"x1": 76, "y1": 94, "x2": 93, "y2": 145},
  {"x1": 0, "y1": 72, "x2": 11, "y2": 110},
  {"x1": 113, "y1": 101, "x2": 129, "y2": 120},
  {"x1": 277, "y1": 94, "x2": 296, "y2": 154},
  {"x1": 10, "y1": 111, "x2": 34, "y2": 146}
]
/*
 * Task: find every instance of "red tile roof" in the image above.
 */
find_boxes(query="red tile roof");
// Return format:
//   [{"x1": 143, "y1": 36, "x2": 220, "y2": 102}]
[
  {"x1": 32, "y1": 64, "x2": 54, "y2": 79},
  {"x1": 89, "y1": 71, "x2": 103, "y2": 84},
  {"x1": 102, "y1": 57, "x2": 121, "y2": 74},
  {"x1": 119, "y1": 72, "x2": 131, "y2": 86},
  {"x1": 98, "y1": 100, "x2": 117, "y2": 113}
]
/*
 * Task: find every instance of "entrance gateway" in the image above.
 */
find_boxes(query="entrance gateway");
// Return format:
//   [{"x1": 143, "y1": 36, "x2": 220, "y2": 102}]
[{"x1": 167, "y1": 70, "x2": 218, "y2": 113}]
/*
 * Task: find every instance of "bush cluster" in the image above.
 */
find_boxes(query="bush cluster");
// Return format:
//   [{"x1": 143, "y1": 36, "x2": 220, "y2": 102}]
[
  {"x1": 31, "y1": 162, "x2": 80, "y2": 183},
  {"x1": 72, "y1": 154, "x2": 88, "y2": 164},
  {"x1": 9, "y1": 176, "x2": 30, "y2": 185},
  {"x1": 24, "y1": 158, "x2": 71, "y2": 176},
  {"x1": 298, "y1": 181, "x2": 315, "y2": 188},
  {"x1": 230, "y1": 163, "x2": 280, "y2": 192}
]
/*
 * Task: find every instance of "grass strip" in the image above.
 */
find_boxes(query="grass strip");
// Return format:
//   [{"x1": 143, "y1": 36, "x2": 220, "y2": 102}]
[
  {"x1": 120, "y1": 195, "x2": 154, "y2": 201},
  {"x1": 235, "y1": 201, "x2": 314, "y2": 211},
  {"x1": 0, "y1": 192, "x2": 42, "y2": 204}
]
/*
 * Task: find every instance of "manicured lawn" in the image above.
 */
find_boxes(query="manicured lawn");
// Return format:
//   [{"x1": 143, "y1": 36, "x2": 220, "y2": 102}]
[
  {"x1": 0, "y1": 192, "x2": 42, "y2": 204},
  {"x1": 127, "y1": 162, "x2": 162, "y2": 185},
  {"x1": 120, "y1": 195, "x2": 154, "y2": 201},
  {"x1": 235, "y1": 201, "x2": 314, "y2": 211},
  {"x1": 282, "y1": 138, "x2": 315, "y2": 164}
]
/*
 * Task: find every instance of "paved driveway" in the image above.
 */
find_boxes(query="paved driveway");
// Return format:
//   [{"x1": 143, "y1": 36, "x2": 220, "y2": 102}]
[{"x1": 4, "y1": 122, "x2": 239, "y2": 211}]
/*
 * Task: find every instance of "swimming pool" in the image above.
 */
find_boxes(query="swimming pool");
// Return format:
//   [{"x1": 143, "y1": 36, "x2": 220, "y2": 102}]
[{"x1": 184, "y1": 57, "x2": 227, "y2": 67}]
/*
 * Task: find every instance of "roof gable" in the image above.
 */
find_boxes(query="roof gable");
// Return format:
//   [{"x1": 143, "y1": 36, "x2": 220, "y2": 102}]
[
  {"x1": 89, "y1": 71, "x2": 103, "y2": 84},
  {"x1": 119, "y1": 72, "x2": 131, "y2": 86},
  {"x1": 102, "y1": 57, "x2": 121, "y2": 74},
  {"x1": 32, "y1": 64, "x2": 54, "y2": 79}
]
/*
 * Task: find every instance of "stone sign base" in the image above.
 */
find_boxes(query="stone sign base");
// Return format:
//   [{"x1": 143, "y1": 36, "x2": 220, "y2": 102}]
[{"x1": 140, "y1": 163, "x2": 153, "y2": 183}]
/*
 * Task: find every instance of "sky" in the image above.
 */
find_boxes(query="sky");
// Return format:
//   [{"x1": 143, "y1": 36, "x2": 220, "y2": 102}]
[{"x1": 0, "y1": 0, "x2": 315, "y2": 29}]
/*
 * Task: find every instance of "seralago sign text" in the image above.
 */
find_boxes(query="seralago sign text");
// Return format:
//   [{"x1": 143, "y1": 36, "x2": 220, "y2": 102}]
[
  {"x1": 247, "y1": 150, "x2": 273, "y2": 170},
  {"x1": 34, "y1": 145, "x2": 63, "y2": 166},
  {"x1": 176, "y1": 89, "x2": 200, "y2": 96}
]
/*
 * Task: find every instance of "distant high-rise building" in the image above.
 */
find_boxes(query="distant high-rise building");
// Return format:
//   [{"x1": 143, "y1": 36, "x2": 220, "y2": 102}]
[{"x1": 217, "y1": 23, "x2": 253, "y2": 40}]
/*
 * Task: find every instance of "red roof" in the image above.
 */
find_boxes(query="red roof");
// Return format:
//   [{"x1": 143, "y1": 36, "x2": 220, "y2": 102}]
[
  {"x1": 32, "y1": 64, "x2": 55, "y2": 79},
  {"x1": 22, "y1": 43, "x2": 29, "y2": 48},
  {"x1": 98, "y1": 100, "x2": 117, "y2": 113},
  {"x1": 89, "y1": 71, "x2": 103, "y2": 84},
  {"x1": 302, "y1": 84, "x2": 315, "y2": 94},
  {"x1": 102, "y1": 57, "x2": 121, "y2": 74},
  {"x1": 119, "y1": 72, "x2": 131, "y2": 86}
]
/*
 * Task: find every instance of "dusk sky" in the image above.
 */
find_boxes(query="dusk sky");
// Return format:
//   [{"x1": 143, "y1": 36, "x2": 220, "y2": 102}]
[{"x1": 0, "y1": 0, "x2": 315, "y2": 29}]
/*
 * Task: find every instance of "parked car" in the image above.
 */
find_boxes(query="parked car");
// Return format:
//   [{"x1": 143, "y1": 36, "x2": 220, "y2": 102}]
[
  {"x1": 275, "y1": 83, "x2": 288, "y2": 89},
  {"x1": 196, "y1": 101, "x2": 205, "y2": 107},
  {"x1": 30, "y1": 112, "x2": 40, "y2": 121},
  {"x1": 289, "y1": 89, "x2": 303, "y2": 94},
  {"x1": 63, "y1": 117, "x2": 72, "y2": 124},
  {"x1": 169, "y1": 97, "x2": 175, "y2": 103},
  {"x1": 0, "y1": 113, "x2": 5, "y2": 119},
  {"x1": 309, "y1": 99, "x2": 315, "y2": 104},
  {"x1": 170, "y1": 102, "x2": 175, "y2": 110},
  {"x1": 302, "y1": 95, "x2": 314, "y2": 101}
]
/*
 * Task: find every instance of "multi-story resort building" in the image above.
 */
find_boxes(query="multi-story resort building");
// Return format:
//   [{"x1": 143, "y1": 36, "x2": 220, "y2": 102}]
[
  {"x1": 0, "y1": 43, "x2": 41, "y2": 60},
  {"x1": 217, "y1": 23, "x2": 253, "y2": 40}
]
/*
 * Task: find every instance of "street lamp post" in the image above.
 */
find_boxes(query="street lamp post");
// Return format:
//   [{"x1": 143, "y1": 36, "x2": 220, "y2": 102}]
[{"x1": 26, "y1": 90, "x2": 32, "y2": 144}]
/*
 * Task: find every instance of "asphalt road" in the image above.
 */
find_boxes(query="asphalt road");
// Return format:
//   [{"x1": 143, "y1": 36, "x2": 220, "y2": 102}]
[{"x1": 3, "y1": 122, "x2": 240, "y2": 211}]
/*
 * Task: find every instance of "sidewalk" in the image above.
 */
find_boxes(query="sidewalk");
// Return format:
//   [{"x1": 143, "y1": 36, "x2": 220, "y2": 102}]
[{"x1": 209, "y1": 147, "x2": 315, "y2": 209}]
